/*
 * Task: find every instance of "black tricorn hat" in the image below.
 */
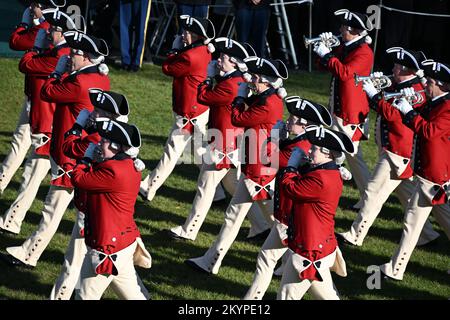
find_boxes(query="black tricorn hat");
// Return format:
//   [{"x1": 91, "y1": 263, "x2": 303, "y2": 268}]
[
  {"x1": 97, "y1": 120, "x2": 141, "y2": 148},
  {"x1": 213, "y1": 38, "x2": 252, "y2": 60},
  {"x1": 179, "y1": 15, "x2": 215, "y2": 42},
  {"x1": 421, "y1": 59, "x2": 450, "y2": 84},
  {"x1": 285, "y1": 96, "x2": 332, "y2": 127},
  {"x1": 63, "y1": 31, "x2": 109, "y2": 56},
  {"x1": 42, "y1": 8, "x2": 78, "y2": 32},
  {"x1": 386, "y1": 47, "x2": 426, "y2": 70},
  {"x1": 244, "y1": 57, "x2": 288, "y2": 80},
  {"x1": 89, "y1": 89, "x2": 129, "y2": 116},
  {"x1": 305, "y1": 125, "x2": 355, "y2": 154},
  {"x1": 334, "y1": 9, "x2": 373, "y2": 31}
]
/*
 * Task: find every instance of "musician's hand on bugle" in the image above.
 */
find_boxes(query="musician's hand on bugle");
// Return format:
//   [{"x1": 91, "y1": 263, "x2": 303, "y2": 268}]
[
  {"x1": 313, "y1": 42, "x2": 330, "y2": 58},
  {"x1": 400, "y1": 87, "x2": 416, "y2": 98},
  {"x1": 392, "y1": 97, "x2": 413, "y2": 115},
  {"x1": 362, "y1": 79, "x2": 378, "y2": 99}
]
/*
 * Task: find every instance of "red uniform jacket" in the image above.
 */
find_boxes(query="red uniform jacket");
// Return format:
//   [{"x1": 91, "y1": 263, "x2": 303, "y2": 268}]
[
  {"x1": 10, "y1": 21, "x2": 50, "y2": 97},
  {"x1": 9, "y1": 22, "x2": 50, "y2": 51},
  {"x1": 41, "y1": 65, "x2": 110, "y2": 188},
  {"x1": 231, "y1": 88, "x2": 284, "y2": 197},
  {"x1": 19, "y1": 42, "x2": 71, "y2": 156},
  {"x1": 197, "y1": 71, "x2": 245, "y2": 170},
  {"x1": 370, "y1": 77, "x2": 426, "y2": 178},
  {"x1": 273, "y1": 136, "x2": 312, "y2": 226},
  {"x1": 321, "y1": 38, "x2": 373, "y2": 138},
  {"x1": 71, "y1": 154, "x2": 141, "y2": 275},
  {"x1": 404, "y1": 93, "x2": 450, "y2": 203},
  {"x1": 63, "y1": 130, "x2": 101, "y2": 213},
  {"x1": 281, "y1": 162, "x2": 343, "y2": 281},
  {"x1": 162, "y1": 41, "x2": 210, "y2": 124}
]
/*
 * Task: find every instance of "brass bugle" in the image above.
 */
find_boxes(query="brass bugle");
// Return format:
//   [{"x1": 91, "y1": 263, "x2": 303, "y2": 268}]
[
  {"x1": 383, "y1": 89, "x2": 425, "y2": 105},
  {"x1": 354, "y1": 73, "x2": 393, "y2": 90},
  {"x1": 303, "y1": 34, "x2": 341, "y2": 49}
]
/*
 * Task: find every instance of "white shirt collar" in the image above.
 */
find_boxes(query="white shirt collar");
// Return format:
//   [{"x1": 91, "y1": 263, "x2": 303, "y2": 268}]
[
  {"x1": 221, "y1": 69, "x2": 236, "y2": 77},
  {"x1": 398, "y1": 75, "x2": 417, "y2": 84},
  {"x1": 55, "y1": 39, "x2": 67, "y2": 47},
  {"x1": 432, "y1": 92, "x2": 448, "y2": 101},
  {"x1": 345, "y1": 34, "x2": 365, "y2": 46},
  {"x1": 70, "y1": 63, "x2": 96, "y2": 75}
]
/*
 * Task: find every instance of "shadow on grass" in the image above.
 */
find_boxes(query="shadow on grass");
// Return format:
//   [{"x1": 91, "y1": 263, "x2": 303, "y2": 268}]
[
  {"x1": 0, "y1": 254, "x2": 51, "y2": 298},
  {"x1": 334, "y1": 245, "x2": 449, "y2": 300}
]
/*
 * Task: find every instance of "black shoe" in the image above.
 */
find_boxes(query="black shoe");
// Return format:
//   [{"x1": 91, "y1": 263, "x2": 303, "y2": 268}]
[
  {"x1": 335, "y1": 233, "x2": 355, "y2": 246},
  {"x1": 164, "y1": 229, "x2": 189, "y2": 241},
  {"x1": 0, "y1": 252, "x2": 34, "y2": 269},
  {"x1": 121, "y1": 63, "x2": 130, "y2": 71},
  {"x1": 138, "y1": 190, "x2": 148, "y2": 202},
  {"x1": 246, "y1": 228, "x2": 271, "y2": 242},
  {"x1": 0, "y1": 228, "x2": 17, "y2": 236},
  {"x1": 416, "y1": 237, "x2": 440, "y2": 247},
  {"x1": 184, "y1": 259, "x2": 211, "y2": 274}
]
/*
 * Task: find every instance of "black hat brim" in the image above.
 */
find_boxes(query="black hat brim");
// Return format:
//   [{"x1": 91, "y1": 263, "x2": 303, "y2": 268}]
[
  {"x1": 305, "y1": 126, "x2": 355, "y2": 154},
  {"x1": 285, "y1": 97, "x2": 332, "y2": 126}
]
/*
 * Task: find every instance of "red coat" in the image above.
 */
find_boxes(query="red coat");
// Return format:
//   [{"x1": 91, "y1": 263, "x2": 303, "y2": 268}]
[
  {"x1": 41, "y1": 65, "x2": 110, "y2": 188},
  {"x1": 10, "y1": 21, "x2": 50, "y2": 97},
  {"x1": 323, "y1": 38, "x2": 373, "y2": 136},
  {"x1": 197, "y1": 71, "x2": 245, "y2": 170},
  {"x1": 9, "y1": 22, "x2": 50, "y2": 51},
  {"x1": 231, "y1": 88, "x2": 284, "y2": 193},
  {"x1": 281, "y1": 162, "x2": 343, "y2": 281},
  {"x1": 19, "y1": 43, "x2": 71, "y2": 156},
  {"x1": 273, "y1": 137, "x2": 312, "y2": 226},
  {"x1": 405, "y1": 94, "x2": 450, "y2": 203},
  {"x1": 162, "y1": 41, "x2": 210, "y2": 123},
  {"x1": 371, "y1": 78, "x2": 426, "y2": 178},
  {"x1": 71, "y1": 155, "x2": 141, "y2": 275},
  {"x1": 63, "y1": 131, "x2": 101, "y2": 213}
]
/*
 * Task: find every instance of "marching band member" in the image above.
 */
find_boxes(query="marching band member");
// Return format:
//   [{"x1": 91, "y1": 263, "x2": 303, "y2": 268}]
[
  {"x1": 139, "y1": 15, "x2": 215, "y2": 202},
  {"x1": 244, "y1": 97, "x2": 335, "y2": 300},
  {"x1": 338, "y1": 47, "x2": 440, "y2": 246},
  {"x1": 0, "y1": 1, "x2": 56, "y2": 195},
  {"x1": 2, "y1": 31, "x2": 110, "y2": 268},
  {"x1": 51, "y1": 90, "x2": 131, "y2": 300},
  {"x1": 277, "y1": 126, "x2": 354, "y2": 300},
  {"x1": 0, "y1": 9, "x2": 74, "y2": 235},
  {"x1": 169, "y1": 38, "x2": 268, "y2": 240},
  {"x1": 185, "y1": 57, "x2": 288, "y2": 275},
  {"x1": 73, "y1": 120, "x2": 151, "y2": 300},
  {"x1": 380, "y1": 59, "x2": 450, "y2": 280},
  {"x1": 167, "y1": 37, "x2": 269, "y2": 242},
  {"x1": 313, "y1": 9, "x2": 374, "y2": 210}
]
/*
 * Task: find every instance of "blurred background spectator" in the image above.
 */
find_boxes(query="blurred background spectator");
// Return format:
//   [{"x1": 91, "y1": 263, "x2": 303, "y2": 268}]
[{"x1": 119, "y1": 0, "x2": 151, "y2": 72}]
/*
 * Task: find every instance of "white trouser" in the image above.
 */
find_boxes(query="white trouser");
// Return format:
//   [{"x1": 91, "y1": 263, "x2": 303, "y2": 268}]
[
  {"x1": 277, "y1": 253, "x2": 340, "y2": 300},
  {"x1": 244, "y1": 222, "x2": 288, "y2": 300},
  {"x1": 187, "y1": 176, "x2": 274, "y2": 274},
  {"x1": 171, "y1": 164, "x2": 269, "y2": 240},
  {"x1": 76, "y1": 241, "x2": 149, "y2": 300},
  {"x1": 50, "y1": 210, "x2": 87, "y2": 300},
  {"x1": 6, "y1": 185, "x2": 74, "y2": 267},
  {"x1": 340, "y1": 154, "x2": 439, "y2": 246},
  {"x1": 331, "y1": 117, "x2": 370, "y2": 197},
  {"x1": 380, "y1": 180, "x2": 450, "y2": 280},
  {"x1": 345, "y1": 139, "x2": 370, "y2": 197},
  {"x1": 0, "y1": 96, "x2": 31, "y2": 194},
  {"x1": 0, "y1": 150, "x2": 50, "y2": 234},
  {"x1": 140, "y1": 113, "x2": 208, "y2": 201}
]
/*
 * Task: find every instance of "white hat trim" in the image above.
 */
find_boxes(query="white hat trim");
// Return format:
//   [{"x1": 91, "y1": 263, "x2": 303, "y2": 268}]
[{"x1": 386, "y1": 47, "x2": 421, "y2": 70}]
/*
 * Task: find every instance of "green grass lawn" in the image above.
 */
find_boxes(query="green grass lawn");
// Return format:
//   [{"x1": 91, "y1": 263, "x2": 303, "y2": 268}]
[{"x1": 0, "y1": 57, "x2": 448, "y2": 300}]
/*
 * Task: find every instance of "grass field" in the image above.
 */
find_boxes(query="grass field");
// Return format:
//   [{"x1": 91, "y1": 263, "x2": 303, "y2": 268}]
[{"x1": 0, "y1": 57, "x2": 448, "y2": 300}]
